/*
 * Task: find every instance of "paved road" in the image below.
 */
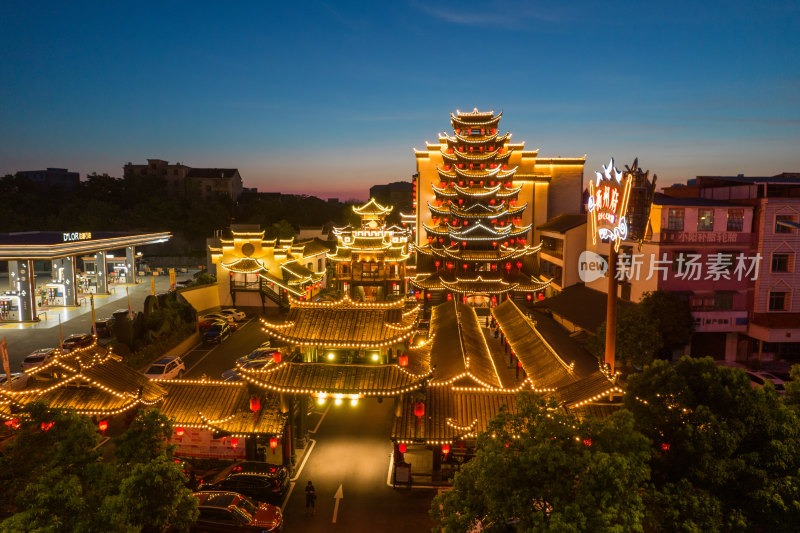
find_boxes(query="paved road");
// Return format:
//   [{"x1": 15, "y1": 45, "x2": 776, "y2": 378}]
[
  {"x1": 281, "y1": 399, "x2": 437, "y2": 532},
  {"x1": 0, "y1": 270, "x2": 196, "y2": 370},
  {"x1": 183, "y1": 318, "x2": 269, "y2": 380}
]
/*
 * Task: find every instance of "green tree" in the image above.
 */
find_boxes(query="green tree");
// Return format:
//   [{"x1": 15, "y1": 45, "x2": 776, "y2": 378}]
[
  {"x1": 624, "y1": 357, "x2": 800, "y2": 532},
  {"x1": 113, "y1": 409, "x2": 175, "y2": 466},
  {"x1": 638, "y1": 291, "x2": 694, "y2": 359},
  {"x1": 589, "y1": 304, "x2": 663, "y2": 371},
  {"x1": 784, "y1": 364, "x2": 800, "y2": 408},
  {"x1": 430, "y1": 393, "x2": 651, "y2": 532},
  {"x1": 0, "y1": 407, "x2": 197, "y2": 532}
]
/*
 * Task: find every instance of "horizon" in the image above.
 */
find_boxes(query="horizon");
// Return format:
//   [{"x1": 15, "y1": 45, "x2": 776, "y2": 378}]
[{"x1": 1, "y1": 1, "x2": 798, "y2": 201}]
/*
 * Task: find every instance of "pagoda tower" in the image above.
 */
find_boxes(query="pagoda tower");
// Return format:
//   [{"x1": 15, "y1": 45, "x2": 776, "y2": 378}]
[
  {"x1": 412, "y1": 109, "x2": 556, "y2": 307},
  {"x1": 328, "y1": 198, "x2": 411, "y2": 301}
]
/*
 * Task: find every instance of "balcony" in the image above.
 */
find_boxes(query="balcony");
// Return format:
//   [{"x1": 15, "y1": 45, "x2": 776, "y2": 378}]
[{"x1": 691, "y1": 310, "x2": 749, "y2": 332}]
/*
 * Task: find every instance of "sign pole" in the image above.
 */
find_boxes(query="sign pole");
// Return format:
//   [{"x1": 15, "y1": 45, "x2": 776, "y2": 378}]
[{"x1": 604, "y1": 244, "x2": 618, "y2": 374}]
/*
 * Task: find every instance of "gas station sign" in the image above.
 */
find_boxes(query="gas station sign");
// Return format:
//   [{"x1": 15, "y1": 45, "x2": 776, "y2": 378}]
[
  {"x1": 588, "y1": 158, "x2": 632, "y2": 252},
  {"x1": 63, "y1": 232, "x2": 92, "y2": 242}
]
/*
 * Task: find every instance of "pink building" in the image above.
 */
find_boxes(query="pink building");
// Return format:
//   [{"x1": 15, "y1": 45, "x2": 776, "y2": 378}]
[
  {"x1": 666, "y1": 174, "x2": 800, "y2": 362},
  {"x1": 584, "y1": 194, "x2": 755, "y2": 360}
]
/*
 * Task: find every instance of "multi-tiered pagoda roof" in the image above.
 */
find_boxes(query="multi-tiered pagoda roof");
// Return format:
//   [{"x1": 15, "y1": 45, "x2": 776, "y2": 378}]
[{"x1": 412, "y1": 109, "x2": 551, "y2": 301}]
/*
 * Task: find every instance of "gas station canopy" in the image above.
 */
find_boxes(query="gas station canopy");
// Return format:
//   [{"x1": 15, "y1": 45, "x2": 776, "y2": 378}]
[{"x1": 0, "y1": 231, "x2": 171, "y2": 260}]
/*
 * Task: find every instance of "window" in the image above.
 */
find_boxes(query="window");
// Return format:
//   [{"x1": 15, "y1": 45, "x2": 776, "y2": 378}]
[
  {"x1": 775, "y1": 214, "x2": 797, "y2": 234},
  {"x1": 768, "y1": 291, "x2": 788, "y2": 311},
  {"x1": 727, "y1": 209, "x2": 744, "y2": 232},
  {"x1": 697, "y1": 209, "x2": 714, "y2": 232},
  {"x1": 318, "y1": 259, "x2": 323, "y2": 270},
  {"x1": 714, "y1": 292, "x2": 734, "y2": 310},
  {"x1": 667, "y1": 208, "x2": 684, "y2": 231},
  {"x1": 771, "y1": 253, "x2": 791, "y2": 273}
]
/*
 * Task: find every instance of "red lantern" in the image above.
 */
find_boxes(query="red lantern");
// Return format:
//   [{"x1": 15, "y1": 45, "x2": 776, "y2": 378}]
[
  {"x1": 462, "y1": 264, "x2": 468, "y2": 270},
  {"x1": 414, "y1": 402, "x2": 425, "y2": 418},
  {"x1": 583, "y1": 438, "x2": 592, "y2": 447},
  {"x1": 505, "y1": 263, "x2": 512, "y2": 271},
  {"x1": 415, "y1": 292, "x2": 421, "y2": 300},
  {"x1": 434, "y1": 260, "x2": 440, "y2": 268},
  {"x1": 272, "y1": 351, "x2": 282, "y2": 363},
  {"x1": 398, "y1": 354, "x2": 408, "y2": 367},
  {"x1": 462, "y1": 241, "x2": 467, "y2": 247},
  {"x1": 492, "y1": 241, "x2": 497, "y2": 247},
  {"x1": 446, "y1": 293, "x2": 452, "y2": 301},
  {"x1": 231, "y1": 437, "x2": 239, "y2": 450},
  {"x1": 490, "y1": 199, "x2": 495, "y2": 205},
  {"x1": 442, "y1": 443, "x2": 450, "y2": 457},
  {"x1": 462, "y1": 295, "x2": 467, "y2": 303},
  {"x1": 516, "y1": 261, "x2": 522, "y2": 269},
  {"x1": 5, "y1": 418, "x2": 19, "y2": 430},
  {"x1": 98, "y1": 420, "x2": 108, "y2": 435},
  {"x1": 270, "y1": 437, "x2": 278, "y2": 454},
  {"x1": 41, "y1": 422, "x2": 54, "y2": 432},
  {"x1": 426, "y1": 292, "x2": 431, "y2": 299},
  {"x1": 176, "y1": 427, "x2": 184, "y2": 438},
  {"x1": 250, "y1": 397, "x2": 261, "y2": 413},
  {"x1": 526, "y1": 294, "x2": 532, "y2": 301},
  {"x1": 458, "y1": 199, "x2": 464, "y2": 205},
  {"x1": 398, "y1": 443, "x2": 407, "y2": 453},
  {"x1": 463, "y1": 221, "x2": 468, "y2": 226},
  {"x1": 538, "y1": 293, "x2": 544, "y2": 301},
  {"x1": 518, "y1": 360, "x2": 523, "y2": 368},
  {"x1": 661, "y1": 443, "x2": 671, "y2": 451}
]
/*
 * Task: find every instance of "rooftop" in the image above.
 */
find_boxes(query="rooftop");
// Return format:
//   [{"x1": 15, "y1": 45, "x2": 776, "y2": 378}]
[{"x1": 536, "y1": 214, "x2": 587, "y2": 234}]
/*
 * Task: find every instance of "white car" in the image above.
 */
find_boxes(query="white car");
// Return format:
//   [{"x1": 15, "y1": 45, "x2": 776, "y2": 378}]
[
  {"x1": 0, "y1": 372, "x2": 29, "y2": 391},
  {"x1": 21, "y1": 348, "x2": 59, "y2": 371},
  {"x1": 218, "y1": 308, "x2": 246, "y2": 321},
  {"x1": 144, "y1": 356, "x2": 186, "y2": 380}
]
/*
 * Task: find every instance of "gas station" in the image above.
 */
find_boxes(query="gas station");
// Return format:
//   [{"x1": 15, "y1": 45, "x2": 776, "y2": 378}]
[{"x1": 0, "y1": 231, "x2": 171, "y2": 322}]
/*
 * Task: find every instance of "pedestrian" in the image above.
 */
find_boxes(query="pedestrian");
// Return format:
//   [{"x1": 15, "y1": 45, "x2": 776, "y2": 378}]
[{"x1": 305, "y1": 481, "x2": 316, "y2": 516}]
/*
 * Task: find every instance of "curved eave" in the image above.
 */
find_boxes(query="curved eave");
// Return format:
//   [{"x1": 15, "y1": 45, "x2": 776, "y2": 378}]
[
  {"x1": 431, "y1": 185, "x2": 458, "y2": 197},
  {"x1": 453, "y1": 184, "x2": 502, "y2": 197},
  {"x1": 451, "y1": 111, "x2": 502, "y2": 129}
]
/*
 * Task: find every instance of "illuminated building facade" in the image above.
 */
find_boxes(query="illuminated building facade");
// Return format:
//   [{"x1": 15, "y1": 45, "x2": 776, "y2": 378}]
[
  {"x1": 412, "y1": 109, "x2": 585, "y2": 306},
  {"x1": 209, "y1": 225, "x2": 328, "y2": 310},
  {"x1": 327, "y1": 199, "x2": 411, "y2": 301}
]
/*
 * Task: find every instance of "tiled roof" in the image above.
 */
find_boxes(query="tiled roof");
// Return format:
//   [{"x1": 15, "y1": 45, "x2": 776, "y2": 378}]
[
  {"x1": 242, "y1": 362, "x2": 430, "y2": 396},
  {"x1": 157, "y1": 381, "x2": 285, "y2": 436},
  {"x1": 392, "y1": 385, "x2": 518, "y2": 443},
  {"x1": 534, "y1": 284, "x2": 634, "y2": 332},
  {"x1": 262, "y1": 299, "x2": 417, "y2": 346},
  {"x1": 492, "y1": 299, "x2": 576, "y2": 389}
]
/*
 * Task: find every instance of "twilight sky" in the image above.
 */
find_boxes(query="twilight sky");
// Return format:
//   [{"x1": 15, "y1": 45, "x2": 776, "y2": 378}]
[{"x1": 1, "y1": 1, "x2": 798, "y2": 200}]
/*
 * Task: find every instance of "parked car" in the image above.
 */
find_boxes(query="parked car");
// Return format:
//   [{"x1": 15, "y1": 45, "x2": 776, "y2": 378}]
[
  {"x1": 200, "y1": 313, "x2": 237, "y2": 327},
  {"x1": 218, "y1": 308, "x2": 246, "y2": 321},
  {"x1": 236, "y1": 348, "x2": 281, "y2": 366},
  {"x1": 21, "y1": 348, "x2": 59, "y2": 371},
  {"x1": 62, "y1": 333, "x2": 94, "y2": 350},
  {"x1": 144, "y1": 356, "x2": 186, "y2": 380},
  {"x1": 222, "y1": 360, "x2": 269, "y2": 381},
  {"x1": 745, "y1": 370, "x2": 786, "y2": 394},
  {"x1": 199, "y1": 462, "x2": 290, "y2": 504},
  {"x1": 191, "y1": 491, "x2": 283, "y2": 532},
  {"x1": 198, "y1": 316, "x2": 226, "y2": 330},
  {"x1": 0, "y1": 373, "x2": 29, "y2": 391},
  {"x1": 204, "y1": 322, "x2": 232, "y2": 344},
  {"x1": 94, "y1": 318, "x2": 114, "y2": 337}
]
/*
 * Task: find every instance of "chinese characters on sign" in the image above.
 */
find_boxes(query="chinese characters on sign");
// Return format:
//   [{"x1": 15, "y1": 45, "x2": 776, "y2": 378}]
[
  {"x1": 661, "y1": 231, "x2": 740, "y2": 243},
  {"x1": 588, "y1": 159, "x2": 632, "y2": 252},
  {"x1": 612, "y1": 252, "x2": 762, "y2": 281}
]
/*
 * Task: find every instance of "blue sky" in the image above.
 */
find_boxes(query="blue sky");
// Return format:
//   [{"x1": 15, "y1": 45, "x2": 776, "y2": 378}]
[{"x1": 1, "y1": 1, "x2": 798, "y2": 200}]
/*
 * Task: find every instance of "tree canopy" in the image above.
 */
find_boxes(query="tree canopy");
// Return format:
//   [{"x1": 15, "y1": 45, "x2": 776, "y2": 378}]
[
  {"x1": 431, "y1": 393, "x2": 651, "y2": 532},
  {"x1": 0, "y1": 406, "x2": 198, "y2": 532},
  {"x1": 624, "y1": 357, "x2": 800, "y2": 532}
]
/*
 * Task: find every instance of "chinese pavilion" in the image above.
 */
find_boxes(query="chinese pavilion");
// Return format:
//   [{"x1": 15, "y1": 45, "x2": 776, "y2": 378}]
[
  {"x1": 208, "y1": 225, "x2": 328, "y2": 310},
  {"x1": 412, "y1": 109, "x2": 586, "y2": 306},
  {"x1": 327, "y1": 198, "x2": 411, "y2": 301}
]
